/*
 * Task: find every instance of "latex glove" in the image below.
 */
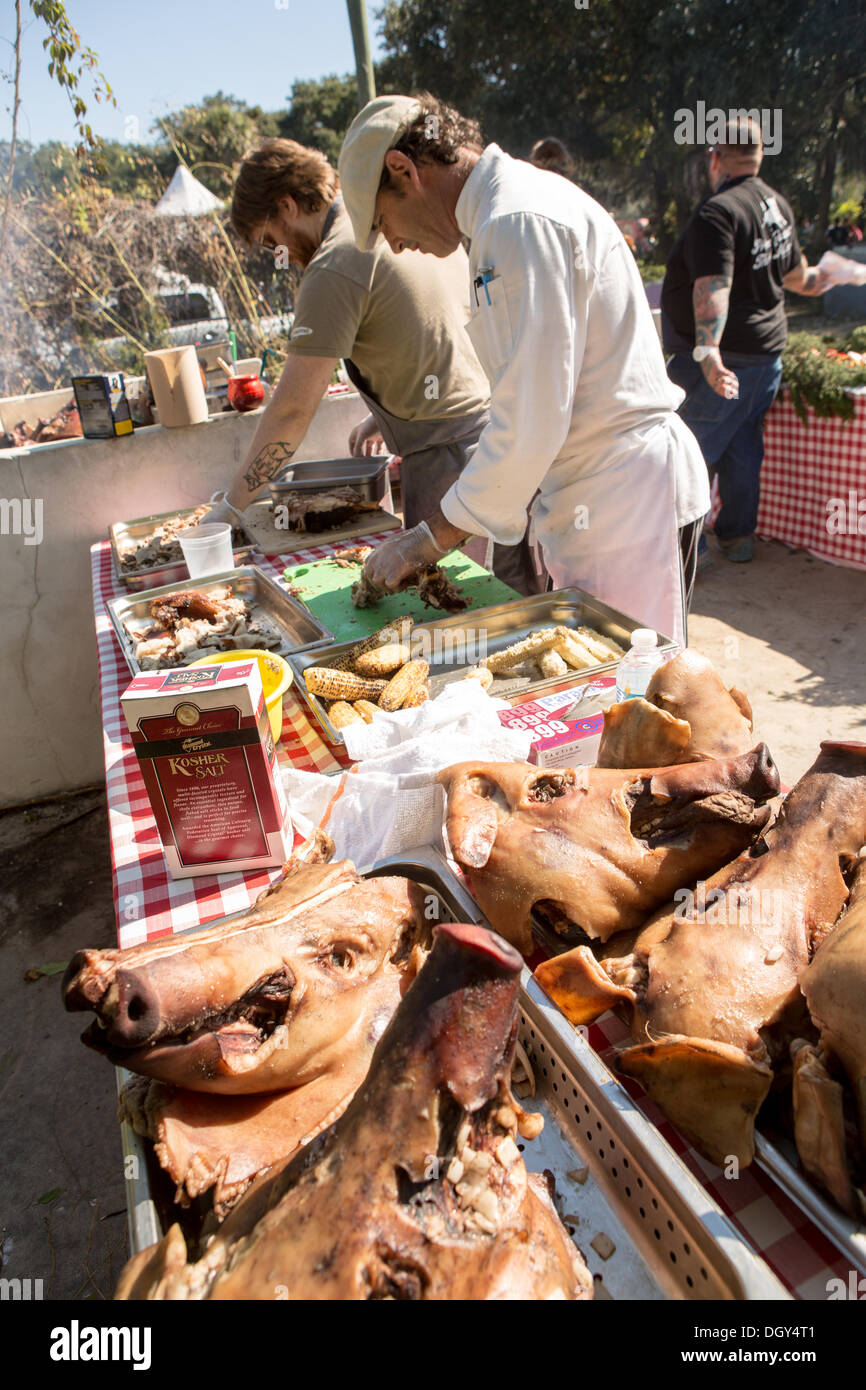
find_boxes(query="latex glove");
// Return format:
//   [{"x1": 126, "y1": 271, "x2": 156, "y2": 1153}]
[
  {"x1": 348, "y1": 413, "x2": 388, "y2": 456},
  {"x1": 815, "y1": 251, "x2": 866, "y2": 290},
  {"x1": 207, "y1": 491, "x2": 249, "y2": 529},
  {"x1": 363, "y1": 521, "x2": 448, "y2": 593}
]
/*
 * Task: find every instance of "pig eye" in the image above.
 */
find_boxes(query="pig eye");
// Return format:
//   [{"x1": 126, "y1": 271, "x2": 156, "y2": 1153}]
[{"x1": 322, "y1": 945, "x2": 354, "y2": 971}]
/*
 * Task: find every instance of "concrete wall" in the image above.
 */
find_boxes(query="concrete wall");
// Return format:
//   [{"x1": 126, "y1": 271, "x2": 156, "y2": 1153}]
[{"x1": 0, "y1": 390, "x2": 368, "y2": 806}]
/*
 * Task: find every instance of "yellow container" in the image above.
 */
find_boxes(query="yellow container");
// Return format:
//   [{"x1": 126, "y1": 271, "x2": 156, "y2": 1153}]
[{"x1": 188, "y1": 650, "x2": 293, "y2": 742}]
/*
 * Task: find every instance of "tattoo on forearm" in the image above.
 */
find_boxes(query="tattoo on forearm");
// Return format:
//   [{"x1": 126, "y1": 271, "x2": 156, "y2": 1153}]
[
  {"x1": 243, "y1": 442, "x2": 296, "y2": 493},
  {"x1": 693, "y1": 275, "x2": 731, "y2": 346}
]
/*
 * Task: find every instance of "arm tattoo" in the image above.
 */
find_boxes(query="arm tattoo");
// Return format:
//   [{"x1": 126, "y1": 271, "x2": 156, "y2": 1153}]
[
  {"x1": 693, "y1": 274, "x2": 732, "y2": 347},
  {"x1": 243, "y1": 441, "x2": 296, "y2": 493}
]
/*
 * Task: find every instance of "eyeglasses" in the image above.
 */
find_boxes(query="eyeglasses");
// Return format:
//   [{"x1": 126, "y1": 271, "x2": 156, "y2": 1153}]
[{"x1": 253, "y1": 222, "x2": 277, "y2": 250}]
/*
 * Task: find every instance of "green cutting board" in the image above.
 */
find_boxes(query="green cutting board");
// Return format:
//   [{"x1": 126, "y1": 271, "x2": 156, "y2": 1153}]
[{"x1": 283, "y1": 553, "x2": 520, "y2": 643}]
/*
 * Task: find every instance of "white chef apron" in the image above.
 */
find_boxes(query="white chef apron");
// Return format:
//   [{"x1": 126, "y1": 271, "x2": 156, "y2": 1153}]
[{"x1": 532, "y1": 415, "x2": 689, "y2": 648}]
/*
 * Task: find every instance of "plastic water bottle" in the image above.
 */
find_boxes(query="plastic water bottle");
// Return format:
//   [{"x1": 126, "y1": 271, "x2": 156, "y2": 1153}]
[{"x1": 615, "y1": 629, "x2": 665, "y2": 702}]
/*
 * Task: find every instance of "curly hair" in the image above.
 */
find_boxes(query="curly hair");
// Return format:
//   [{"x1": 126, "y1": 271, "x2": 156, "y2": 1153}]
[
  {"x1": 379, "y1": 94, "x2": 484, "y2": 191},
  {"x1": 231, "y1": 139, "x2": 338, "y2": 243}
]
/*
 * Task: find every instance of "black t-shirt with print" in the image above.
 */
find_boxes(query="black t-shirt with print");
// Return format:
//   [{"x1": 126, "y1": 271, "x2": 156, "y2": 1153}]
[{"x1": 662, "y1": 175, "x2": 802, "y2": 356}]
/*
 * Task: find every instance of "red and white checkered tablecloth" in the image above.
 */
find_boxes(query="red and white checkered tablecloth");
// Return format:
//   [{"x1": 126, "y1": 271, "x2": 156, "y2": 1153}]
[
  {"x1": 91, "y1": 535, "x2": 846, "y2": 1300},
  {"x1": 758, "y1": 387, "x2": 866, "y2": 568},
  {"x1": 91, "y1": 537, "x2": 403, "y2": 950}
]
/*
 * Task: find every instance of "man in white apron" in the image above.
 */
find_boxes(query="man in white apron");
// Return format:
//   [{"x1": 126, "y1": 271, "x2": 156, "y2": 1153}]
[{"x1": 338, "y1": 97, "x2": 710, "y2": 646}]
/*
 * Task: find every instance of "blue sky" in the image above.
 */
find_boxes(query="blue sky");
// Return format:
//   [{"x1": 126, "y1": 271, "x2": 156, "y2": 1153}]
[{"x1": 3, "y1": 0, "x2": 385, "y2": 148}]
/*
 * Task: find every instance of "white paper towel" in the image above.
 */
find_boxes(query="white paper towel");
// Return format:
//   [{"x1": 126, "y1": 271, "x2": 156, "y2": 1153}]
[{"x1": 281, "y1": 682, "x2": 532, "y2": 864}]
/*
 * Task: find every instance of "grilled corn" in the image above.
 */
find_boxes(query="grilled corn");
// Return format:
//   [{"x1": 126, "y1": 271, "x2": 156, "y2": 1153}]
[
  {"x1": 552, "y1": 629, "x2": 598, "y2": 670},
  {"x1": 401, "y1": 684, "x2": 429, "y2": 709},
  {"x1": 354, "y1": 642, "x2": 412, "y2": 678},
  {"x1": 537, "y1": 648, "x2": 568, "y2": 678},
  {"x1": 329, "y1": 701, "x2": 364, "y2": 730},
  {"x1": 305, "y1": 667, "x2": 388, "y2": 701},
  {"x1": 353, "y1": 699, "x2": 381, "y2": 723},
  {"x1": 483, "y1": 628, "x2": 559, "y2": 673},
  {"x1": 379, "y1": 659, "x2": 430, "y2": 711}
]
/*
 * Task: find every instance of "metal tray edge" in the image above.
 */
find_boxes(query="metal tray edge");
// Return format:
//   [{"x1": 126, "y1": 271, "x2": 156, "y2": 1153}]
[{"x1": 755, "y1": 1132, "x2": 866, "y2": 1278}]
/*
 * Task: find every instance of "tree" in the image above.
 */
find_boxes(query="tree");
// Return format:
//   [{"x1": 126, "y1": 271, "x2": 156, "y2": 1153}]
[{"x1": 154, "y1": 93, "x2": 279, "y2": 196}]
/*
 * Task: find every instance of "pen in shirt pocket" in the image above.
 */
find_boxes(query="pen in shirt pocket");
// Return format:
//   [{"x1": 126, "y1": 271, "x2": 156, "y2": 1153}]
[{"x1": 474, "y1": 269, "x2": 495, "y2": 305}]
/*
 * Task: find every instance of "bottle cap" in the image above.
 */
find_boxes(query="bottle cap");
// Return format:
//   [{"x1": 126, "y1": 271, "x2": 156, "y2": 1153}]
[{"x1": 631, "y1": 628, "x2": 658, "y2": 648}]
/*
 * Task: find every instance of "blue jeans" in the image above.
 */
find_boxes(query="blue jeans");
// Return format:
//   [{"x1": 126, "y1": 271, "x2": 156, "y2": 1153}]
[{"x1": 667, "y1": 354, "x2": 783, "y2": 542}]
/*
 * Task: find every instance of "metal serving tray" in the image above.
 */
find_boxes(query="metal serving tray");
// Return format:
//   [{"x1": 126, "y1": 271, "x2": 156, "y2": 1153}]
[
  {"x1": 755, "y1": 1130, "x2": 866, "y2": 1278},
  {"x1": 268, "y1": 456, "x2": 392, "y2": 504},
  {"x1": 289, "y1": 586, "x2": 676, "y2": 746},
  {"x1": 110, "y1": 506, "x2": 255, "y2": 592},
  {"x1": 119, "y1": 842, "x2": 785, "y2": 1296},
  {"x1": 107, "y1": 564, "x2": 333, "y2": 677}
]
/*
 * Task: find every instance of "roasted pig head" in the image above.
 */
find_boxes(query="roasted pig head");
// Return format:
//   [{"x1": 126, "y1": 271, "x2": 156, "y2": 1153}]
[
  {"x1": 536, "y1": 742, "x2": 866, "y2": 1168},
  {"x1": 116, "y1": 922, "x2": 593, "y2": 1301},
  {"x1": 439, "y1": 746, "x2": 779, "y2": 954},
  {"x1": 597, "y1": 649, "x2": 755, "y2": 768},
  {"x1": 63, "y1": 837, "x2": 426, "y2": 1094}
]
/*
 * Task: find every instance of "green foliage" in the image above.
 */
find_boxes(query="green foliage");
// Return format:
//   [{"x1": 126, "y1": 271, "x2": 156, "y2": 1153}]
[
  {"x1": 845, "y1": 325, "x2": 866, "y2": 353},
  {"x1": 277, "y1": 74, "x2": 363, "y2": 163},
  {"x1": 29, "y1": 0, "x2": 114, "y2": 154},
  {"x1": 781, "y1": 332, "x2": 866, "y2": 423},
  {"x1": 154, "y1": 93, "x2": 278, "y2": 197}
]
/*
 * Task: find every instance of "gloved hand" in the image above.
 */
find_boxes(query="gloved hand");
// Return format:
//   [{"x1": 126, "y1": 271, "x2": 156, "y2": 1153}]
[
  {"x1": 348, "y1": 413, "x2": 388, "y2": 456},
  {"x1": 207, "y1": 490, "x2": 249, "y2": 529},
  {"x1": 363, "y1": 521, "x2": 449, "y2": 593}
]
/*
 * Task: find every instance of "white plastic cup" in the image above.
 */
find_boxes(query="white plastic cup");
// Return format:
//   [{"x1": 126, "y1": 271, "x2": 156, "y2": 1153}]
[{"x1": 178, "y1": 523, "x2": 234, "y2": 579}]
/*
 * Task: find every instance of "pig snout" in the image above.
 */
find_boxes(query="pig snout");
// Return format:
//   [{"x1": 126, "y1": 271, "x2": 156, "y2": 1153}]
[
  {"x1": 103, "y1": 969, "x2": 165, "y2": 1047},
  {"x1": 740, "y1": 742, "x2": 780, "y2": 800}
]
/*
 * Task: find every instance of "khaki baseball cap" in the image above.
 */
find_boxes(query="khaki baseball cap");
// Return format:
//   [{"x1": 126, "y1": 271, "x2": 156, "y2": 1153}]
[{"x1": 338, "y1": 96, "x2": 423, "y2": 250}]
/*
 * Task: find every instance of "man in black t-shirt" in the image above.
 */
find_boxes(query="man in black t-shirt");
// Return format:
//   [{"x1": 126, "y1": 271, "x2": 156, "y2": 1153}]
[{"x1": 662, "y1": 117, "x2": 828, "y2": 564}]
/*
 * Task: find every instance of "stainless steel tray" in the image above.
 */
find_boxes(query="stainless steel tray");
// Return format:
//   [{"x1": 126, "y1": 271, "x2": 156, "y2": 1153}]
[
  {"x1": 110, "y1": 506, "x2": 255, "y2": 592},
  {"x1": 268, "y1": 455, "x2": 392, "y2": 503},
  {"x1": 107, "y1": 564, "x2": 333, "y2": 677},
  {"x1": 289, "y1": 586, "x2": 675, "y2": 746},
  {"x1": 755, "y1": 1130, "x2": 866, "y2": 1277}
]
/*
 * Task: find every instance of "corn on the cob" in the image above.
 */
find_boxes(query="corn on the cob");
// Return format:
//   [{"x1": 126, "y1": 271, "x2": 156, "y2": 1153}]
[
  {"x1": 460, "y1": 665, "x2": 494, "y2": 690},
  {"x1": 552, "y1": 629, "x2": 598, "y2": 670},
  {"x1": 353, "y1": 699, "x2": 381, "y2": 723},
  {"x1": 305, "y1": 667, "x2": 387, "y2": 701},
  {"x1": 401, "y1": 684, "x2": 429, "y2": 709},
  {"x1": 379, "y1": 659, "x2": 430, "y2": 711},
  {"x1": 328, "y1": 616, "x2": 414, "y2": 672},
  {"x1": 354, "y1": 642, "x2": 412, "y2": 678},
  {"x1": 538, "y1": 648, "x2": 568, "y2": 678},
  {"x1": 483, "y1": 628, "x2": 559, "y2": 674},
  {"x1": 575, "y1": 626, "x2": 625, "y2": 662},
  {"x1": 329, "y1": 701, "x2": 364, "y2": 730}
]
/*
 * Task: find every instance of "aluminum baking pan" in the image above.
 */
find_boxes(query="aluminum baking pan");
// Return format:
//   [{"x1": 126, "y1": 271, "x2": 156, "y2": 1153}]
[
  {"x1": 107, "y1": 564, "x2": 333, "y2": 677},
  {"x1": 268, "y1": 455, "x2": 392, "y2": 504},
  {"x1": 110, "y1": 506, "x2": 255, "y2": 592},
  {"x1": 754, "y1": 1130, "x2": 866, "y2": 1278},
  {"x1": 289, "y1": 586, "x2": 676, "y2": 746}
]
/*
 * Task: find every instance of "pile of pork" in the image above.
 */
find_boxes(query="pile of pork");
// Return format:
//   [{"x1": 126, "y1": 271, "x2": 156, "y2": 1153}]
[
  {"x1": 439, "y1": 649, "x2": 866, "y2": 1218},
  {"x1": 128, "y1": 587, "x2": 282, "y2": 669},
  {"x1": 64, "y1": 838, "x2": 590, "y2": 1300},
  {"x1": 118, "y1": 506, "x2": 229, "y2": 572}
]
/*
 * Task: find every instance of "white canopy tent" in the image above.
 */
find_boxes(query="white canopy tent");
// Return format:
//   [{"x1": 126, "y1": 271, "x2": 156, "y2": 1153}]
[{"x1": 154, "y1": 164, "x2": 223, "y2": 217}]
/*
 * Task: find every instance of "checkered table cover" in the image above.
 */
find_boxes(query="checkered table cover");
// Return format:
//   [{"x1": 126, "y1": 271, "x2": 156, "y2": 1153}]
[
  {"x1": 91, "y1": 537, "x2": 845, "y2": 1301},
  {"x1": 708, "y1": 386, "x2": 866, "y2": 567},
  {"x1": 90, "y1": 537, "x2": 403, "y2": 949}
]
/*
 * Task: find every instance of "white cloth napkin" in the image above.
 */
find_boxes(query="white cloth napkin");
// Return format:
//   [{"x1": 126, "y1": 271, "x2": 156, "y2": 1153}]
[{"x1": 281, "y1": 681, "x2": 532, "y2": 865}]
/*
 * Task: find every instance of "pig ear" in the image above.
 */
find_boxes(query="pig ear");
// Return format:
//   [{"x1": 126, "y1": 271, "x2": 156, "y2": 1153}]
[
  {"x1": 447, "y1": 800, "x2": 499, "y2": 869},
  {"x1": 728, "y1": 686, "x2": 753, "y2": 729}
]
